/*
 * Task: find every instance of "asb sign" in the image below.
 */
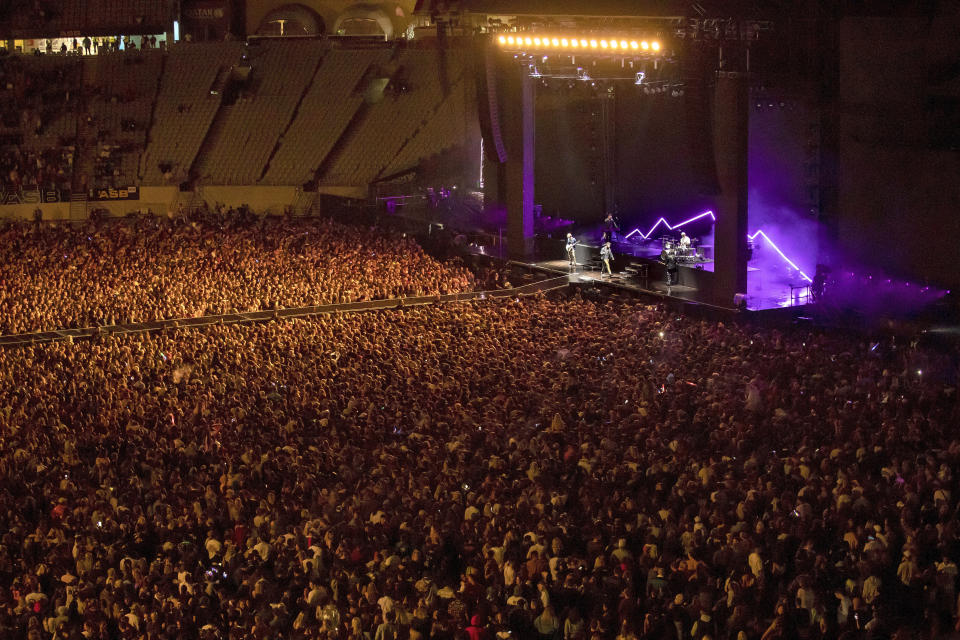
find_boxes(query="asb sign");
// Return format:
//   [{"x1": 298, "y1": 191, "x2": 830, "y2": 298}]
[
  {"x1": 89, "y1": 186, "x2": 139, "y2": 201},
  {"x1": 0, "y1": 187, "x2": 64, "y2": 205}
]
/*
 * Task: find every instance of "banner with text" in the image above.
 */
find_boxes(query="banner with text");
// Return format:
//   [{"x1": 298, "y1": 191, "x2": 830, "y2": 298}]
[
  {"x1": 88, "y1": 186, "x2": 139, "y2": 201},
  {"x1": 0, "y1": 187, "x2": 66, "y2": 205}
]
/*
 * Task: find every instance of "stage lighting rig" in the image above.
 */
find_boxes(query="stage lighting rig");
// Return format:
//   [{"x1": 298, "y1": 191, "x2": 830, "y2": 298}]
[{"x1": 496, "y1": 33, "x2": 669, "y2": 57}]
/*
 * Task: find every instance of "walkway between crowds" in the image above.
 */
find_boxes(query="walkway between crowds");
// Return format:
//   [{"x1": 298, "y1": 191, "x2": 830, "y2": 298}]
[{"x1": 0, "y1": 276, "x2": 570, "y2": 347}]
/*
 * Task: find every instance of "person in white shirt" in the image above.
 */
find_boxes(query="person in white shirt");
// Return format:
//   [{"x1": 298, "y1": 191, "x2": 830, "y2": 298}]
[{"x1": 565, "y1": 233, "x2": 577, "y2": 266}]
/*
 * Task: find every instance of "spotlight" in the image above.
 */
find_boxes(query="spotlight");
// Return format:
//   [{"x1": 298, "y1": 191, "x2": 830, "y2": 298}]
[
  {"x1": 630, "y1": 40, "x2": 639, "y2": 49},
  {"x1": 600, "y1": 40, "x2": 608, "y2": 48},
  {"x1": 590, "y1": 39, "x2": 598, "y2": 48},
  {"x1": 498, "y1": 35, "x2": 506, "y2": 45},
  {"x1": 610, "y1": 40, "x2": 618, "y2": 49},
  {"x1": 507, "y1": 36, "x2": 515, "y2": 45},
  {"x1": 524, "y1": 37, "x2": 532, "y2": 46},
  {"x1": 570, "y1": 39, "x2": 578, "y2": 48},
  {"x1": 641, "y1": 41, "x2": 649, "y2": 50},
  {"x1": 533, "y1": 37, "x2": 541, "y2": 46},
  {"x1": 561, "y1": 38, "x2": 569, "y2": 47},
  {"x1": 652, "y1": 41, "x2": 661, "y2": 51},
  {"x1": 552, "y1": 38, "x2": 559, "y2": 46},
  {"x1": 620, "y1": 40, "x2": 628, "y2": 49},
  {"x1": 580, "y1": 39, "x2": 588, "y2": 47}
]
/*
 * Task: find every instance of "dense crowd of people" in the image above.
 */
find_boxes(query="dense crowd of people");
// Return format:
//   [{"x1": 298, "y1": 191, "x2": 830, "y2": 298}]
[
  {"x1": 0, "y1": 214, "x2": 477, "y2": 334},
  {"x1": 0, "y1": 289, "x2": 958, "y2": 640},
  {"x1": 0, "y1": 54, "x2": 78, "y2": 192},
  {"x1": 0, "y1": 146, "x2": 75, "y2": 192}
]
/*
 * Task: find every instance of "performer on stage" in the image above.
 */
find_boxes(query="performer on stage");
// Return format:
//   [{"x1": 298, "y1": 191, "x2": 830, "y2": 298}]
[
  {"x1": 678, "y1": 231, "x2": 691, "y2": 254},
  {"x1": 811, "y1": 264, "x2": 830, "y2": 302},
  {"x1": 660, "y1": 246, "x2": 678, "y2": 287},
  {"x1": 600, "y1": 241, "x2": 614, "y2": 277},
  {"x1": 566, "y1": 233, "x2": 578, "y2": 267},
  {"x1": 603, "y1": 213, "x2": 620, "y2": 243}
]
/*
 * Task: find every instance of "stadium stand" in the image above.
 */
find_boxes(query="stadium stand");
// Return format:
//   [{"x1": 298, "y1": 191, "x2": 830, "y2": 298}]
[
  {"x1": 192, "y1": 40, "x2": 326, "y2": 185},
  {"x1": 82, "y1": 50, "x2": 163, "y2": 187},
  {"x1": 2, "y1": 42, "x2": 476, "y2": 193},
  {"x1": 319, "y1": 49, "x2": 470, "y2": 187},
  {"x1": 139, "y1": 43, "x2": 244, "y2": 185},
  {"x1": 0, "y1": 55, "x2": 80, "y2": 191},
  {"x1": 260, "y1": 47, "x2": 393, "y2": 186},
  {"x1": 380, "y1": 66, "x2": 477, "y2": 178},
  {"x1": 0, "y1": 0, "x2": 171, "y2": 36}
]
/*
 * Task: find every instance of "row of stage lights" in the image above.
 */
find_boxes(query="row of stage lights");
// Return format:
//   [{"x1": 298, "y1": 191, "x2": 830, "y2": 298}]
[{"x1": 497, "y1": 34, "x2": 663, "y2": 53}]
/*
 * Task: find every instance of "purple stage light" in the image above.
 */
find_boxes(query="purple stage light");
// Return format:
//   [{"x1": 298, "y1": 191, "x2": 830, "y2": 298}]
[
  {"x1": 625, "y1": 211, "x2": 812, "y2": 283},
  {"x1": 624, "y1": 210, "x2": 715, "y2": 240},
  {"x1": 747, "y1": 230, "x2": 813, "y2": 282}
]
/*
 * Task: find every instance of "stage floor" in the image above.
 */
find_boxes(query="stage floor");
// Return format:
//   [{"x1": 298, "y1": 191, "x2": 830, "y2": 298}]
[
  {"x1": 529, "y1": 259, "x2": 706, "y2": 304},
  {"x1": 523, "y1": 257, "x2": 808, "y2": 311}
]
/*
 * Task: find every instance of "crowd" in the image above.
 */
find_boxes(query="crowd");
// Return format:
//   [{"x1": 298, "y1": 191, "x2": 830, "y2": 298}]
[
  {"x1": 0, "y1": 54, "x2": 78, "y2": 192},
  {"x1": 0, "y1": 214, "x2": 477, "y2": 334},
  {"x1": 0, "y1": 146, "x2": 75, "y2": 192},
  {"x1": 0, "y1": 290, "x2": 958, "y2": 640}
]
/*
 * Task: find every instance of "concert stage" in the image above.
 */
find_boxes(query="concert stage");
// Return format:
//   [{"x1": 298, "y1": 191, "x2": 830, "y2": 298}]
[
  {"x1": 522, "y1": 258, "x2": 723, "y2": 309},
  {"x1": 532, "y1": 236, "x2": 810, "y2": 311}
]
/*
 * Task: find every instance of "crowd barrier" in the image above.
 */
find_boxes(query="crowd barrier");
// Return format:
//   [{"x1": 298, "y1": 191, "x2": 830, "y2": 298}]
[{"x1": 0, "y1": 276, "x2": 570, "y2": 347}]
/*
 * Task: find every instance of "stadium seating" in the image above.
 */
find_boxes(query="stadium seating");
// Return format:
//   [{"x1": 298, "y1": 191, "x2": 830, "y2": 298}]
[
  {"x1": 260, "y1": 47, "x2": 393, "y2": 186},
  {"x1": 319, "y1": 49, "x2": 469, "y2": 187},
  {"x1": 192, "y1": 40, "x2": 325, "y2": 185},
  {"x1": 139, "y1": 43, "x2": 243, "y2": 184},
  {"x1": 381, "y1": 67, "x2": 478, "y2": 178},
  {"x1": 0, "y1": 0, "x2": 171, "y2": 36},
  {"x1": 83, "y1": 50, "x2": 163, "y2": 186},
  {"x1": 2, "y1": 42, "x2": 479, "y2": 193},
  {"x1": 0, "y1": 55, "x2": 80, "y2": 190}
]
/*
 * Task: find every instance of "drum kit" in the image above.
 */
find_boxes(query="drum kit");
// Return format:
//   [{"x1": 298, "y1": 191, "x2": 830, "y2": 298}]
[{"x1": 661, "y1": 237, "x2": 704, "y2": 263}]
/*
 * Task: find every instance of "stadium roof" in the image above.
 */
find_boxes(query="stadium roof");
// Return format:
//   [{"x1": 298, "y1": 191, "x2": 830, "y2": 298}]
[{"x1": 415, "y1": 0, "x2": 765, "y2": 18}]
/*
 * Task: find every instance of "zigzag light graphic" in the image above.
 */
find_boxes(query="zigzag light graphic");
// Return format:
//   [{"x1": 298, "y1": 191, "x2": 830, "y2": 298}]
[
  {"x1": 748, "y1": 230, "x2": 813, "y2": 282},
  {"x1": 624, "y1": 210, "x2": 715, "y2": 240},
  {"x1": 624, "y1": 210, "x2": 812, "y2": 283}
]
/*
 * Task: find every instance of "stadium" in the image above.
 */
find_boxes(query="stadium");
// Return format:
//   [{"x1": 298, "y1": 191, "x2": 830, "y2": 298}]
[{"x1": 1, "y1": 1, "x2": 960, "y2": 639}]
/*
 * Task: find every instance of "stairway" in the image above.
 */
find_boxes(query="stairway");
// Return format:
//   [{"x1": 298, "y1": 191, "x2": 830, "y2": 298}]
[
  {"x1": 178, "y1": 187, "x2": 206, "y2": 214},
  {"x1": 69, "y1": 193, "x2": 88, "y2": 220},
  {"x1": 188, "y1": 99, "x2": 230, "y2": 185},
  {"x1": 293, "y1": 189, "x2": 318, "y2": 216},
  {"x1": 72, "y1": 56, "x2": 97, "y2": 197}
]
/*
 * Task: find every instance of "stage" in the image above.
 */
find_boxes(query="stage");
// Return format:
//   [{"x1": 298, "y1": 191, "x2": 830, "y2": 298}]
[
  {"x1": 530, "y1": 231, "x2": 812, "y2": 311},
  {"x1": 519, "y1": 238, "x2": 810, "y2": 311},
  {"x1": 520, "y1": 258, "x2": 720, "y2": 308}
]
